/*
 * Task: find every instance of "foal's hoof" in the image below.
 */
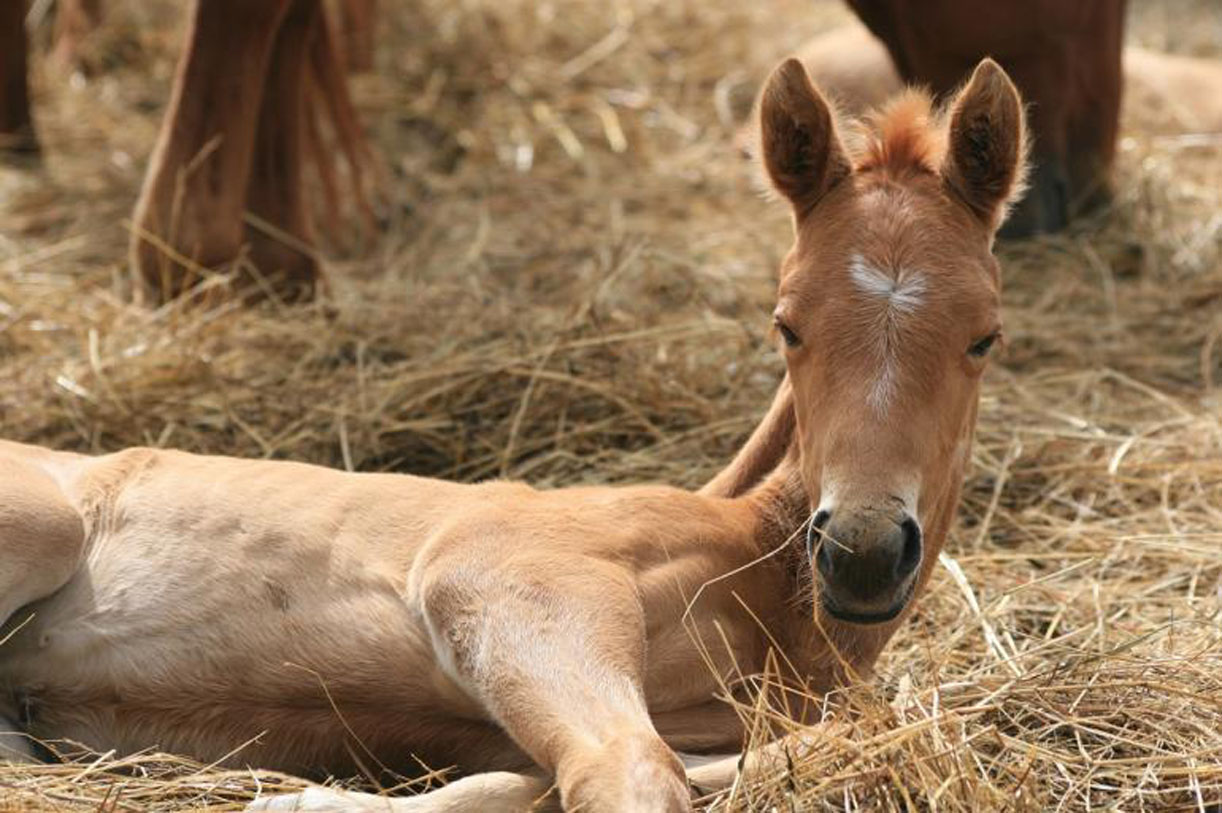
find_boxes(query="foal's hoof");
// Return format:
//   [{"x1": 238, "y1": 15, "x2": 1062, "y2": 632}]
[{"x1": 246, "y1": 787, "x2": 397, "y2": 812}]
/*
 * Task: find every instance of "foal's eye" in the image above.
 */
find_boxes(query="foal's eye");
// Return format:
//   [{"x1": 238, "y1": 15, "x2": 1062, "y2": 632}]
[
  {"x1": 775, "y1": 319, "x2": 800, "y2": 348},
  {"x1": 968, "y1": 332, "x2": 1000, "y2": 358}
]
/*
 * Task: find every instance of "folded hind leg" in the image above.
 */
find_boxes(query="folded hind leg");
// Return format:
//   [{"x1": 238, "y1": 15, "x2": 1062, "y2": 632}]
[
  {"x1": 246, "y1": 770, "x2": 556, "y2": 812},
  {"x1": 0, "y1": 450, "x2": 83, "y2": 764},
  {"x1": 0, "y1": 713, "x2": 36, "y2": 762},
  {"x1": 0, "y1": 448, "x2": 87, "y2": 629}
]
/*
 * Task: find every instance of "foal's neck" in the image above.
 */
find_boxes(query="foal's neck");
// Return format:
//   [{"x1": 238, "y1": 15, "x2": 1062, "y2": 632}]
[
  {"x1": 740, "y1": 443, "x2": 809, "y2": 553},
  {"x1": 700, "y1": 376, "x2": 795, "y2": 499}
]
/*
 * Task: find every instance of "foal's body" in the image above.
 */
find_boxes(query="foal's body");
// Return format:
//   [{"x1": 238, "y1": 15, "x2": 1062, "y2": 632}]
[
  {"x1": 0, "y1": 435, "x2": 817, "y2": 794},
  {"x1": 2, "y1": 57, "x2": 1027, "y2": 811}
]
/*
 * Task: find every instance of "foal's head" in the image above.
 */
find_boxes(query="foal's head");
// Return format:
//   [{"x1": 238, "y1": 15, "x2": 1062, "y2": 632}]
[{"x1": 761, "y1": 59, "x2": 1026, "y2": 626}]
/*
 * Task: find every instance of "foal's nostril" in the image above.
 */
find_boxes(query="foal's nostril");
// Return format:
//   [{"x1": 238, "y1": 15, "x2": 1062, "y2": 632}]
[
  {"x1": 807, "y1": 509, "x2": 831, "y2": 571},
  {"x1": 815, "y1": 538, "x2": 834, "y2": 579},
  {"x1": 895, "y1": 517, "x2": 922, "y2": 580}
]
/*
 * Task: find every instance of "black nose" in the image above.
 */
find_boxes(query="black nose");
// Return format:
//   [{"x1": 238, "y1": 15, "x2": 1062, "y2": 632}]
[
  {"x1": 810, "y1": 509, "x2": 922, "y2": 623},
  {"x1": 895, "y1": 517, "x2": 922, "y2": 580},
  {"x1": 806, "y1": 509, "x2": 830, "y2": 559}
]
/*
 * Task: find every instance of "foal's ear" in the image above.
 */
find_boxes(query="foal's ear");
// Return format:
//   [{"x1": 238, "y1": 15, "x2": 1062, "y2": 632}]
[
  {"x1": 941, "y1": 59, "x2": 1028, "y2": 232},
  {"x1": 759, "y1": 58, "x2": 852, "y2": 216}
]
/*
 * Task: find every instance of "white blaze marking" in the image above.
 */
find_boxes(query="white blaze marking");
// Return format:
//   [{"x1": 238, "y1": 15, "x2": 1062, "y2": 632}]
[
  {"x1": 848, "y1": 254, "x2": 928, "y2": 414},
  {"x1": 849, "y1": 255, "x2": 928, "y2": 312}
]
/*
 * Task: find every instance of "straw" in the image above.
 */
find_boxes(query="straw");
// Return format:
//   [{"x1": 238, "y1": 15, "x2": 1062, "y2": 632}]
[{"x1": 2, "y1": 0, "x2": 1220, "y2": 809}]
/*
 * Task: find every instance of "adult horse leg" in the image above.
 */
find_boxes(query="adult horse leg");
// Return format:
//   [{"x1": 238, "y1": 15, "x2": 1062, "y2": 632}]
[
  {"x1": 0, "y1": 0, "x2": 40, "y2": 161},
  {"x1": 1062, "y1": 0, "x2": 1124, "y2": 224},
  {"x1": 0, "y1": 716, "x2": 36, "y2": 761},
  {"x1": 307, "y1": 6, "x2": 382, "y2": 241},
  {"x1": 129, "y1": 0, "x2": 291, "y2": 304},
  {"x1": 336, "y1": 0, "x2": 377, "y2": 73},
  {"x1": 50, "y1": 0, "x2": 104, "y2": 73},
  {"x1": 243, "y1": 0, "x2": 323, "y2": 302}
]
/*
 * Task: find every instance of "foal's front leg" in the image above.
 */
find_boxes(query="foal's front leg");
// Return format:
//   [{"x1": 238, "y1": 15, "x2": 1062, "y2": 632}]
[{"x1": 416, "y1": 554, "x2": 690, "y2": 813}]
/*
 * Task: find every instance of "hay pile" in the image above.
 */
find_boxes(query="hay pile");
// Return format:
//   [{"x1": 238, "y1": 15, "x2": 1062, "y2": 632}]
[{"x1": 1, "y1": 0, "x2": 1220, "y2": 809}]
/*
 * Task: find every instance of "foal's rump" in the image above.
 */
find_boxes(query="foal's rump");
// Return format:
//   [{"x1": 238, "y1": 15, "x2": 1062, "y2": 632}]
[
  {"x1": 0, "y1": 442, "x2": 531, "y2": 775},
  {"x1": 0, "y1": 441, "x2": 87, "y2": 634}
]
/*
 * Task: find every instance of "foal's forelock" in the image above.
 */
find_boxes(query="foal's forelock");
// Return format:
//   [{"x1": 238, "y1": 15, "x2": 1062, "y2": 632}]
[{"x1": 852, "y1": 89, "x2": 944, "y2": 179}]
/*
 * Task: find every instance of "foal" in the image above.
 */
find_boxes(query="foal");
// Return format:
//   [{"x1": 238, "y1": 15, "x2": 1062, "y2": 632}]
[{"x1": 0, "y1": 59, "x2": 1025, "y2": 811}]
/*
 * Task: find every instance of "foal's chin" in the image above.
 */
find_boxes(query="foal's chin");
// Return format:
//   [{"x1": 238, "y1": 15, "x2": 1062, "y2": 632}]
[{"x1": 817, "y1": 577, "x2": 916, "y2": 627}]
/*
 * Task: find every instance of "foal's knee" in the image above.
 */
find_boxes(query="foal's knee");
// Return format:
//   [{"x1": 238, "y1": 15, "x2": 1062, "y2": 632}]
[{"x1": 0, "y1": 463, "x2": 85, "y2": 625}]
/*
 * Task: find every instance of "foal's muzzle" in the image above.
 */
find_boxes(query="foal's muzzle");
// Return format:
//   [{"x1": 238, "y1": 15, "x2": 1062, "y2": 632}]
[{"x1": 807, "y1": 507, "x2": 922, "y2": 625}]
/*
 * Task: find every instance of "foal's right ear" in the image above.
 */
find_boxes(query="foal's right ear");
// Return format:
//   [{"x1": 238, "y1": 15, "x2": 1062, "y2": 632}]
[
  {"x1": 941, "y1": 59, "x2": 1027, "y2": 232},
  {"x1": 759, "y1": 58, "x2": 852, "y2": 216}
]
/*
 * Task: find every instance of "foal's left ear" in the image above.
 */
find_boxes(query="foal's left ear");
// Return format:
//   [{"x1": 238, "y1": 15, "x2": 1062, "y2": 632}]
[
  {"x1": 941, "y1": 59, "x2": 1028, "y2": 233},
  {"x1": 759, "y1": 58, "x2": 852, "y2": 217}
]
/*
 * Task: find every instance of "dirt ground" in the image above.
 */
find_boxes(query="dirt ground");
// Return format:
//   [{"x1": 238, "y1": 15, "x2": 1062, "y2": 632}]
[{"x1": 1, "y1": 0, "x2": 1220, "y2": 809}]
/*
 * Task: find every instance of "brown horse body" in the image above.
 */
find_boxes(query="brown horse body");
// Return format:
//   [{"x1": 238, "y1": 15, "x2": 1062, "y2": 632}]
[
  {"x1": 0, "y1": 1, "x2": 39, "y2": 158},
  {"x1": 845, "y1": 0, "x2": 1125, "y2": 237}
]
